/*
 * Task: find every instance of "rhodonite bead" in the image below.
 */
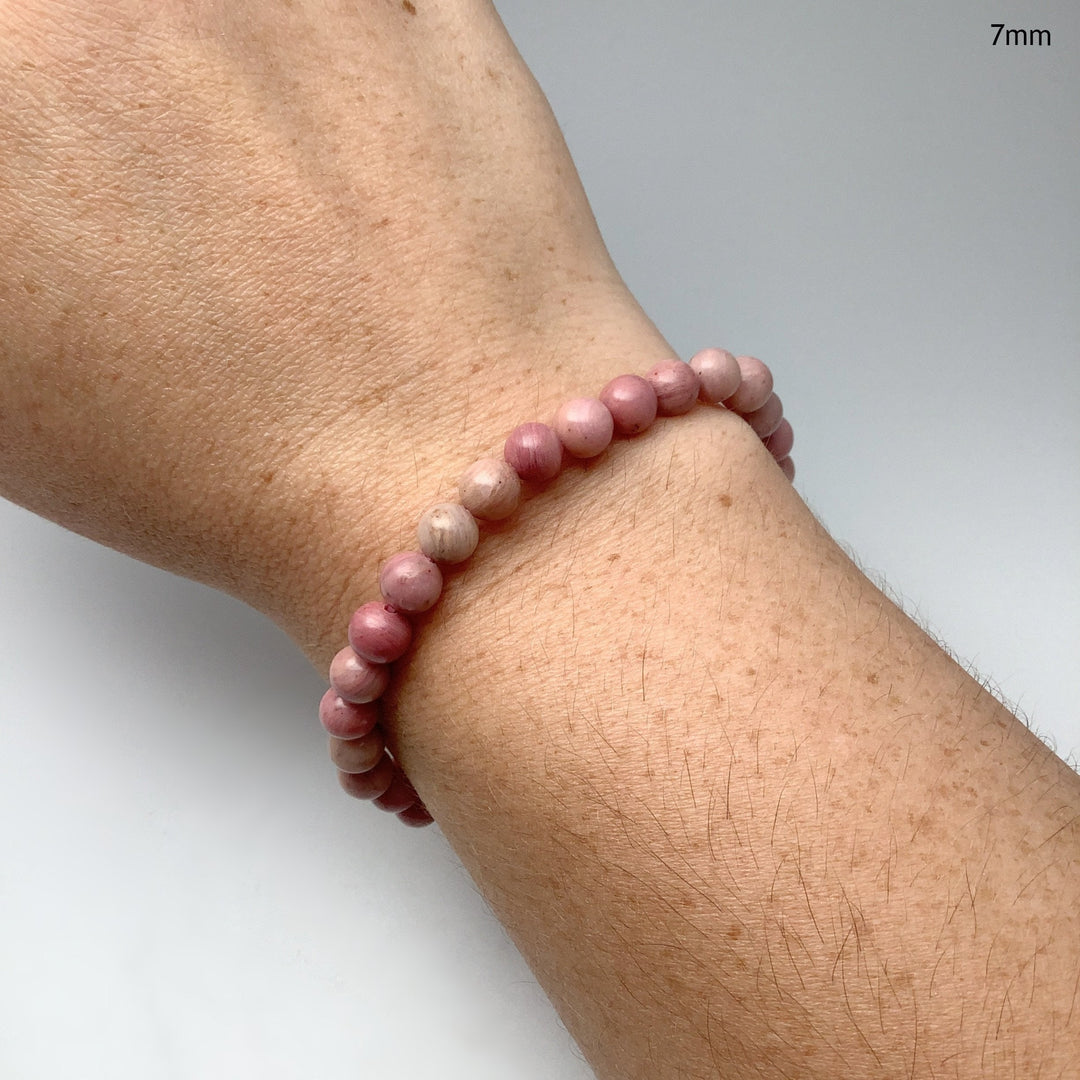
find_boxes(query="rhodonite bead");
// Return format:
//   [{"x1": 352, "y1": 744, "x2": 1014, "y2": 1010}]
[
  {"x1": 338, "y1": 754, "x2": 395, "y2": 800},
  {"x1": 379, "y1": 551, "x2": 443, "y2": 612},
  {"x1": 599, "y1": 374, "x2": 658, "y2": 435},
  {"x1": 725, "y1": 355, "x2": 774, "y2": 414},
  {"x1": 689, "y1": 347, "x2": 742, "y2": 404},
  {"x1": 743, "y1": 393, "x2": 784, "y2": 439},
  {"x1": 329, "y1": 646, "x2": 390, "y2": 704},
  {"x1": 552, "y1": 397, "x2": 614, "y2": 457},
  {"x1": 397, "y1": 803, "x2": 435, "y2": 827},
  {"x1": 318, "y1": 689, "x2": 380, "y2": 739},
  {"x1": 329, "y1": 728, "x2": 386, "y2": 774},
  {"x1": 504, "y1": 422, "x2": 563, "y2": 483},
  {"x1": 764, "y1": 417, "x2": 794, "y2": 460},
  {"x1": 348, "y1": 601, "x2": 413, "y2": 663},
  {"x1": 372, "y1": 769, "x2": 420, "y2": 813},
  {"x1": 417, "y1": 502, "x2": 479, "y2": 563},
  {"x1": 645, "y1": 359, "x2": 700, "y2": 416},
  {"x1": 459, "y1": 457, "x2": 522, "y2": 520},
  {"x1": 778, "y1": 456, "x2": 796, "y2": 482}
]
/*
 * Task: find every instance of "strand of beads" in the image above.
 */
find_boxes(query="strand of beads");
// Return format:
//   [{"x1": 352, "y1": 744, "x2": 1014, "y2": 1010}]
[{"x1": 318, "y1": 349, "x2": 795, "y2": 828}]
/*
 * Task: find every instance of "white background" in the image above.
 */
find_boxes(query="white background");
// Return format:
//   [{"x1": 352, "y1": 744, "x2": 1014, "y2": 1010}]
[{"x1": 1, "y1": 3, "x2": 1076, "y2": 1077}]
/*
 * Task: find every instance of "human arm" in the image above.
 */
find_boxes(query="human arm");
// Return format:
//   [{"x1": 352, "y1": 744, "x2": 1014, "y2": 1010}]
[{"x1": 1, "y1": 3, "x2": 1077, "y2": 1076}]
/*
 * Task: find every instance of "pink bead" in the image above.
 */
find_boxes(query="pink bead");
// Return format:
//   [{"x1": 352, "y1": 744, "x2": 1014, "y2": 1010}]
[
  {"x1": 644, "y1": 359, "x2": 700, "y2": 416},
  {"x1": 319, "y1": 689, "x2": 380, "y2": 739},
  {"x1": 743, "y1": 393, "x2": 784, "y2": 440},
  {"x1": 599, "y1": 374, "x2": 658, "y2": 435},
  {"x1": 459, "y1": 457, "x2": 522, "y2": 520},
  {"x1": 379, "y1": 551, "x2": 443, "y2": 612},
  {"x1": 329, "y1": 729, "x2": 386, "y2": 774},
  {"x1": 397, "y1": 803, "x2": 434, "y2": 828},
  {"x1": 764, "y1": 417, "x2": 794, "y2": 460},
  {"x1": 338, "y1": 754, "x2": 395, "y2": 800},
  {"x1": 724, "y1": 356, "x2": 774, "y2": 414},
  {"x1": 348, "y1": 601, "x2": 413, "y2": 663},
  {"x1": 778, "y1": 456, "x2": 796, "y2": 482},
  {"x1": 329, "y1": 646, "x2": 390, "y2": 704},
  {"x1": 552, "y1": 397, "x2": 614, "y2": 458},
  {"x1": 689, "y1": 348, "x2": 742, "y2": 405},
  {"x1": 373, "y1": 768, "x2": 420, "y2": 813},
  {"x1": 504, "y1": 422, "x2": 563, "y2": 482}
]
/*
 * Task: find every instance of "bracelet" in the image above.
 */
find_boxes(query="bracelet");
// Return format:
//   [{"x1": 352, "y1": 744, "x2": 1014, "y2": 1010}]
[{"x1": 317, "y1": 348, "x2": 795, "y2": 828}]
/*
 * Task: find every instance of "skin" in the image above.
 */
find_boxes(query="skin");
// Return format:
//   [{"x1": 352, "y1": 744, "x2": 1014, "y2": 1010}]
[{"x1": 1, "y1": 3, "x2": 1077, "y2": 1077}]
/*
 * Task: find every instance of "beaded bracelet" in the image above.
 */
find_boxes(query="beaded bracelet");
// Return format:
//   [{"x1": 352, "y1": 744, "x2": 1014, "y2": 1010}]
[{"x1": 317, "y1": 348, "x2": 795, "y2": 828}]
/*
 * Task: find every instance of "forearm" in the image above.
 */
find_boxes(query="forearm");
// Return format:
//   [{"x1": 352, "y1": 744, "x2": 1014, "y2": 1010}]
[
  {"x1": 3, "y1": 4, "x2": 1076, "y2": 1074},
  {"x1": 296, "y1": 352, "x2": 1079, "y2": 1078}
]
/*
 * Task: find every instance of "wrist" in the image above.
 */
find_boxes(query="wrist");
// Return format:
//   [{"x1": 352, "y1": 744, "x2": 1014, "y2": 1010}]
[{"x1": 291, "y1": 335, "x2": 793, "y2": 817}]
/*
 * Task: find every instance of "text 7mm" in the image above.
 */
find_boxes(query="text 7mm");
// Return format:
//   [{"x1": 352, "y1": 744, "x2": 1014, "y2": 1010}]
[{"x1": 991, "y1": 24, "x2": 1052, "y2": 46}]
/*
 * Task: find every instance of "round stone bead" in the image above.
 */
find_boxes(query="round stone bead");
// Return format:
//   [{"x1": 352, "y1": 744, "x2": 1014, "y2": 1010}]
[
  {"x1": 379, "y1": 551, "x2": 443, "y2": 612},
  {"x1": 724, "y1": 356, "x2": 774, "y2": 414},
  {"x1": 743, "y1": 393, "x2": 784, "y2": 440},
  {"x1": 764, "y1": 417, "x2": 794, "y2": 461},
  {"x1": 417, "y1": 502, "x2": 479, "y2": 563},
  {"x1": 599, "y1": 374, "x2": 658, "y2": 435},
  {"x1": 318, "y1": 688, "x2": 380, "y2": 739},
  {"x1": 459, "y1": 457, "x2": 521, "y2": 520},
  {"x1": 504, "y1": 422, "x2": 563, "y2": 483},
  {"x1": 329, "y1": 646, "x2": 390, "y2": 704},
  {"x1": 329, "y1": 728, "x2": 386, "y2": 774},
  {"x1": 338, "y1": 753, "x2": 395, "y2": 800},
  {"x1": 689, "y1": 347, "x2": 742, "y2": 405},
  {"x1": 397, "y1": 803, "x2": 435, "y2": 827},
  {"x1": 552, "y1": 397, "x2": 614, "y2": 458},
  {"x1": 777, "y1": 456, "x2": 796, "y2": 482},
  {"x1": 645, "y1": 359, "x2": 701, "y2": 416},
  {"x1": 373, "y1": 768, "x2": 420, "y2": 813},
  {"x1": 348, "y1": 601, "x2": 413, "y2": 663}
]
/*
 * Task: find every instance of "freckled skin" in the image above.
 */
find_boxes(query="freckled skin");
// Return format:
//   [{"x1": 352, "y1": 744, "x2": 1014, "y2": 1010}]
[{"x1": 0, "y1": 4, "x2": 1076, "y2": 1079}]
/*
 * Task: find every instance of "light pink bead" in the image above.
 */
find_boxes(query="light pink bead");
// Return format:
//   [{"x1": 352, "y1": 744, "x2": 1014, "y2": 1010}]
[
  {"x1": 338, "y1": 754, "x2": 395, "y2": 800},
  {"x1": 504, "y1": 422, "x2": 563, "y2": 483},
  {"x1": 724, "y1": 356, "x2": 774, "y2": 414},
  {"x1": 379, "y1": 551, "x2": 443, "y2": 612},
  {"x1": 552, "y1": 397, "x2": 614, "y2": 458},
  {"x1": 645, "y1": 359, "x2": 700, "y2": 416},
  {"x1": 329, "y1": 729, "x2": 386, "y2": 774},
  {"x1": 778, "y1": 456, "x2": 796, "y2": 482},
  {"x1": 329, "y1": 646, "x2": 390, "y2": 704},
  {"x1": 319, "y1": 689, "x2": 380, "y2": 739},
  {"x1": 417, "y1": 502, "x2": 479, "y2": 563},
  {"x1": 764, "y1": 418, "x2": 794, "y2": 460},
  {"x1": 599, "y1": 374, "x2": 658, "y2": 435},
  {"x1": 459, "y1": 457, "x2": 521, "y2": 520},
  {"x1": 689, "y1": 348, "x2": 742, "y2": 405},
  {"x1": 743, "y1": 393, "x2": 784, "y2": 439},
  {"x1": 348, "y1": 601, "x2": 413, "y2": 663}
]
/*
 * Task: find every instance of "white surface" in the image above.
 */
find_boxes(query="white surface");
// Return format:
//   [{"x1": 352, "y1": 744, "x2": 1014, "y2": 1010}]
[{"x1": 1, "y1": 3, "x2": 1077, "y2": 1077}]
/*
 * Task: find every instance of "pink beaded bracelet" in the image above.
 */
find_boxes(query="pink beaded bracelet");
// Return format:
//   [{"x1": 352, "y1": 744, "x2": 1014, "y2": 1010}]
[{"x1": 318, "y1": 348, "x2": 795, "y2": 828}]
